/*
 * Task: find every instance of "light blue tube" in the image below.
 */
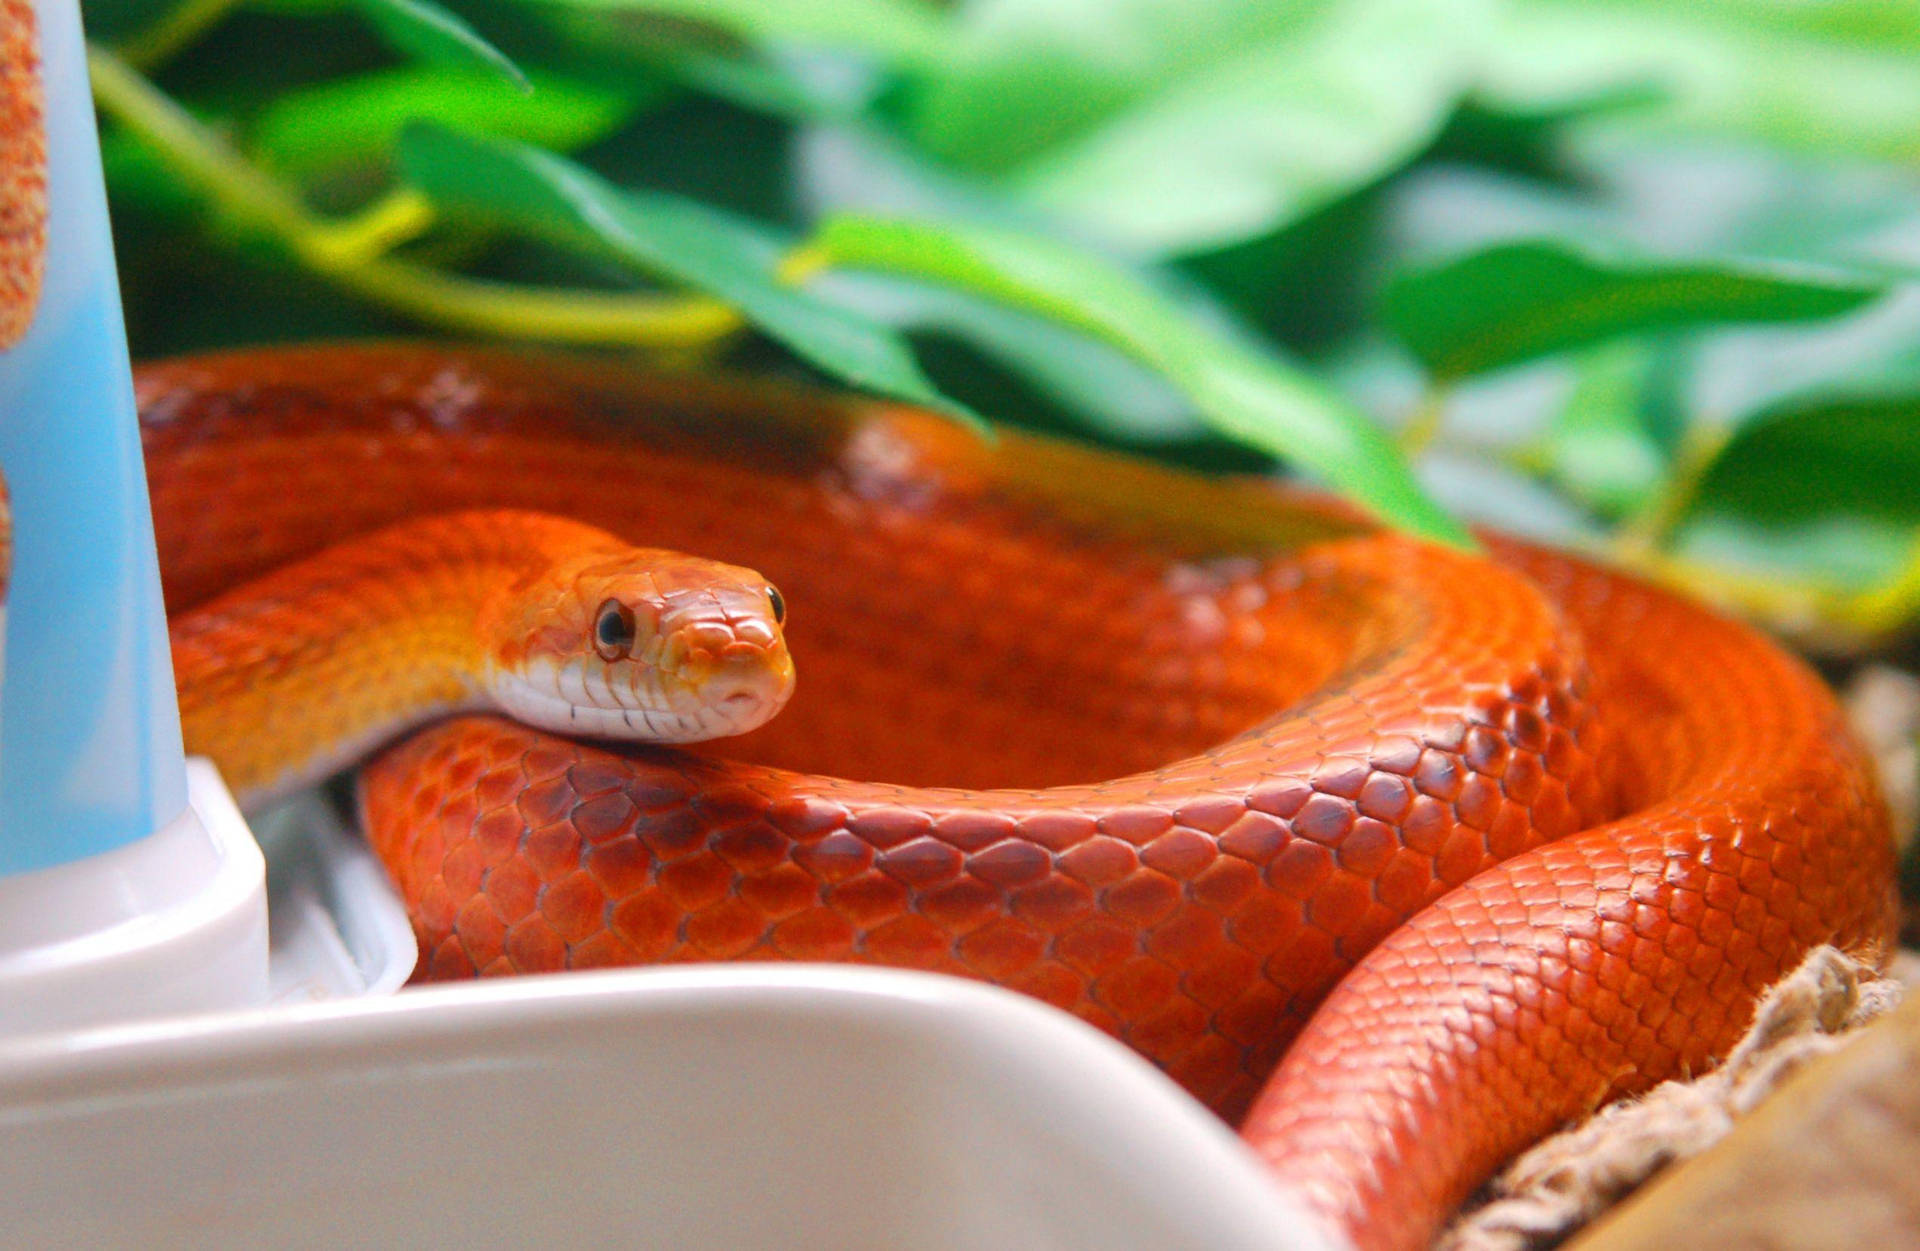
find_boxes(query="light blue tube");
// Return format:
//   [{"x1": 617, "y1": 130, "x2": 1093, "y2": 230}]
[{"x1": 0, "y1": 0, "x2": 187, "y2": 873}]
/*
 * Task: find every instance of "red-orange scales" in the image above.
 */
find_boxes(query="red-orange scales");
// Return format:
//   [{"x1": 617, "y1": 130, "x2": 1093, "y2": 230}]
[{"x1": 146, "y1": 346, "x2": 1894, "y2": 1251}]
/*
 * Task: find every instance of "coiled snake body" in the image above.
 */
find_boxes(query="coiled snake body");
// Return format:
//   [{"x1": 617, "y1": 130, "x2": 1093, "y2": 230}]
[{"x1": 143, "y1": 345, "x2": 1894, "y2": 1251}]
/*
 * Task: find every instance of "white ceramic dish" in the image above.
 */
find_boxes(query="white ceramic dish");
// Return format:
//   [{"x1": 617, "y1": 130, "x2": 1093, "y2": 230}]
[{"x1": 0, "y1": 964, "x2": 1338, "y2": 1251}]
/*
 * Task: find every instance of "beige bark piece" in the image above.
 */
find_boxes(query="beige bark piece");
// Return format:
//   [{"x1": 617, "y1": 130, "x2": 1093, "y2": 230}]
[
  {"x1": 1439, "y1": 947, "x2": 1901, "y2": 1251},
  {"x1": 0, "y1": 0, "x2": 43, "y2": 350},
  {"x1": 1561, "y1": 968, "x2": 1920, "y2": 1250}
]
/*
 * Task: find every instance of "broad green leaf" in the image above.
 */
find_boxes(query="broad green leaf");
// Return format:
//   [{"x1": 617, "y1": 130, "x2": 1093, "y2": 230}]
[
  {"x1": 249, "y1": 68, "x2": 647, "y2": 181},
  {"x1": 1012, "y1": 0, "x2": 1475, "y2": 254},
  {"x1": 816, "y1": 271, "x2": 1203, "y2": 443},
  {"x1": 1383, "y1": 239, "x2": 1885, "y2": 380},
  {"x1": 397, "y1": 123, "x2": 981, "y2": 428},
  {"x1": 1690, "y1": 389, "x2": 1920, "y2": 532},
  {"x1": 1665, "y1": 385, "x2": 1920, "y2": 636},
  {"x1": 1639, "y1": 385, "x2": 1920, "y2": 640},
  {"x1": 524, "y1": 0, "x2": 949, "y2": 65},
  {"x1": 817, "y1": 214, "x2": 1468, "y2": 544},
  {"x1": 910, "y1": 0, "x2": 1328, "y2": 173},
  {"x1": 1430, "y1": 84, "x2": 1665, "y2": 174},
  {"x1": 353, "y1": 0, "x2": 530, "y2": 90},
  {"x1": 507, "y1": 2, "x2": 872, "y2": 120},
  {"x1": 1483, "y1": 1, "x2": 1920, "y2": 162}
]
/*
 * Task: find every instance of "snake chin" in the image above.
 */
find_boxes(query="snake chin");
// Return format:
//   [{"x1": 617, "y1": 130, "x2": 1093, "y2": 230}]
[{"x1": 489, "y1": 662, "x2": 789, "y2": 744}]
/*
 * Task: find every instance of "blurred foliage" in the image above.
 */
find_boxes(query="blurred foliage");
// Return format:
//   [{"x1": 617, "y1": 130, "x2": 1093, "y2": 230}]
[{"x1": 83, "y1": 0, "x2": 1920, "y2": 642}]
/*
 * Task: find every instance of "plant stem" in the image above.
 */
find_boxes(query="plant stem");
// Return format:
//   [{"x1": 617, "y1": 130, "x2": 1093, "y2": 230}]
[
  {"x1": 306, "y1": 190, "x2": 438, "y2": 267},
  {"x1": 117, "y1": 0, "x2": 245, "y2": 70},
  {"x1": 1610, "y1": 422, "x2": 1732, "y2": 560},
  {"x1": 89, "y1": 44, "x2": 309, "y2": 239},
  {"x1": 87, "y1": 45, "x2": 742, "y2": 350},
  {"x1": 1397, "y1": 386, "x2": 1448, "y2": 456}
]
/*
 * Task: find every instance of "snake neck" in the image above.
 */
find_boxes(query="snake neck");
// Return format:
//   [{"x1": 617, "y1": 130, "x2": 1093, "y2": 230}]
[{"x1": 170, "y1": 510, "x2": 614, "y2": 809}]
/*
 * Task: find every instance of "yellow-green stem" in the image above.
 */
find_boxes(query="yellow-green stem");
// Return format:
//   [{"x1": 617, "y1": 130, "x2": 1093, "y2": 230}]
[
  {"x1": 1397, "y1": 386, "x2": 1448, "y2": 457},
  {"x1": 117, "y1": 0, "x2": 245, "y2": 70},
  {"x1": 87, "y1": 45, "x2": 745, "y2": 350},
  {"x1": 1611, "y1": 423, "x2": 1733, "y2": 561}
]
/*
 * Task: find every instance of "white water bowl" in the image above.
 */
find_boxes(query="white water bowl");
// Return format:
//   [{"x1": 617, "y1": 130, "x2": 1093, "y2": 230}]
[{"x1": 0, "y1": 964, "x2": 1339, "y2": 1251}]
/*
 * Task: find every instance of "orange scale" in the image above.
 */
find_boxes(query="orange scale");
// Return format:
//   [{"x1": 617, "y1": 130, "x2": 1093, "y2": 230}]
[
  {"x1": 521, "y1": 821, "x2": 584, "y2": 881},
  {"x1": 452, "y1": 894, "x2": 507, "y2": 968},
  {"x1": 538, "y1": 871, "x2": 608, "y2": 945},
  {"x1": 1094, "y1": 955, "x2": 1181, "y2": 1023},
  {"x1": 480, "y1": 855, "x2": 541, "y2": 922},
  {"x1": 734, "y1": 863, "x2": 820, "y2": 920},
  {"x1": 471, "y1": 806, "x2": 524, "y2": 865},
  {"x1": 1139, "y1": 827, "x2": 1217, "y2": 879},
  {"x1": 653, "y1": 854, "x2": 736, "y2": 913},
  {"x1": 861, "y1": 913, "x2": 951, "y2": 967},
  {"x1": 955, "y1": 917, "x2": 1047, "y2": 981},
  {"x1": 568, "y1": 930, "x2": 641, "y2": 970},
  {"x1": 608, "y1": 892, "x2": 680, "y2": 961},
  {"x1": 425, "y1": 940, "x2": 476, "y2": 982},
  {"x1": 682, "y1": 897, "x2": 767, "y2": 957},
  {"x1": 1306, "y1": 873, "x2": 1373, "y2": 938},
  {"x1": 1267, "y1": 839, "x2": 1334, "y2": 899},
  {"x1": 503, "y1": 915, "x2": 567, "y2": 972},
  {"x1": 1101, "y1": 869, "x2": 1181, "y2": 926},
  {"x1": 582, "y1": 838, "x2": 653, "y2": 900},
  {"x1": 1187, "y1": 855, "x2": 1260, "y2": 913},
  {"x1": 1054, "y1": 916, "x2": 1139, "y2": 977},
  {"x1": 824, "y1": 871, "x2": 909, "y2": 927},
  {"x1": 1008, "y1": 875, "x2": 1095, "y2": 932},
  {"x1": 570, "y1": 791, "x2": 638, "y2": 843},
  {"x1": 1126, "y1": 995, "x2": 1210, "y2": 1062},
  {"x1": 768, "y1": 908, "x2": 856, "y2": 961}
]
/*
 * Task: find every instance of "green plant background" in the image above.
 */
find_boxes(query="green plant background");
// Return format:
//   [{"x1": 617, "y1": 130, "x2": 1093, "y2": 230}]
[{"x1": 82, "y1": 0, "x2": 1920, "y2": 649}]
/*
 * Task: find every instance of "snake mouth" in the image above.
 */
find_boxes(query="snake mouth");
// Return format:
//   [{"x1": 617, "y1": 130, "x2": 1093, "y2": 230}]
[{"x1": 489, "y1": 660, "x2": 792, "y2": 744}]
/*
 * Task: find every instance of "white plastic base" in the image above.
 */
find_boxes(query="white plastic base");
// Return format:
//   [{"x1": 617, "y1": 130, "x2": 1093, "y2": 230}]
[
  {"x1": 0, "y1": 965, "x2": 1342, "y2": 1251},
  {"x1": 0, "y1": 758, "x2": 268, "y2": 1034},
  {"x1": 255, "y1": 792, "x2": 417, "y2": 1003}
]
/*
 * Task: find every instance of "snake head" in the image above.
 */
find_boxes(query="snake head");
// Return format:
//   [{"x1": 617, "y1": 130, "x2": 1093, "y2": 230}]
[{"x1": 483, "y1": 545, "x2": 795, "y2": 743}]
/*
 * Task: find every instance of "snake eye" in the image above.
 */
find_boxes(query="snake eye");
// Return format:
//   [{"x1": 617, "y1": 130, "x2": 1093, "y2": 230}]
[
  {"x1": 765, "y1": 584, "x2": 786, "y2": 626},
  {"x1": 593, "y1": 598, "x2": 637, "y2": 662}
]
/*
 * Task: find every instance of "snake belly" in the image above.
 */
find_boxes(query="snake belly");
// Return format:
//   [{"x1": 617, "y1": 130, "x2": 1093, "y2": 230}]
[{"x1": 143, "y1": 345, "x2": 1895, "y2": 1251}]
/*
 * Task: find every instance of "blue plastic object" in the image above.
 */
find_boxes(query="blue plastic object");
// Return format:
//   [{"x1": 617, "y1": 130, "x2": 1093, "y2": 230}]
[{"x1": 0, "y1": 0, "x2": 186, "y2": 874}]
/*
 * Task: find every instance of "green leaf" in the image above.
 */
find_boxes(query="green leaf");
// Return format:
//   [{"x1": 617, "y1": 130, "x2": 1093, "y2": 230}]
[
  {"x1": 1010, "y1": 0, "x2": 1476, "y2": 254},
  {"x1": 249, "y1": 68, "x2": 648, "y2": 181},
  {"x1": 817, "y1": 214, "x2": 1468, "y2": 544},
  {"x1": 396, "y1": 122, "x2": 981, "y2": 429},
  {"x1": 353, "y1": 0, "x2": 531, "y2": 90},
  {"x1": 912, "y1": 0, "x2": 1326, "y2": 174},
  {"x1": 1483, "y1": 0, "x2": 1920, "y2": 162},
  {"x1": 1665, "y1": 384, "x2": 1920, "y2": 636},
  {"x1": 1383, "y1": 239, "x2": 1886, "y2": 380},
  {"x1": 1690, "y1": 389, "x2": 1920, "y2": 533},
  {"x1": 818, "y1": 272, "x2": 1204, "y2": 442},
  {"x1": 524, "y1": 0, "x2": 950, "y2": 65},
  {"x1": 1429, "y1": 84, "x2": 1665, "y2": 175}
]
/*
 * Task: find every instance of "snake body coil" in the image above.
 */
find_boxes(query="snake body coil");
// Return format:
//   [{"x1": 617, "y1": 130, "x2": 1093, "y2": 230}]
[{"x1": 144, "y1": 345, "x2": 1894, "y2": 1251}]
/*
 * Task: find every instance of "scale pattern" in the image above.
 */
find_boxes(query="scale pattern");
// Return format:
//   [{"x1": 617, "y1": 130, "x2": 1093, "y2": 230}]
[{"x1": 142, "y1": 346, "x2": 1895, "y2": 1251}]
